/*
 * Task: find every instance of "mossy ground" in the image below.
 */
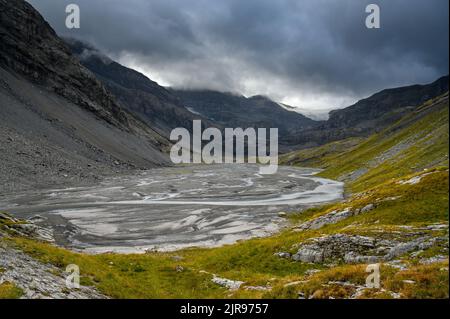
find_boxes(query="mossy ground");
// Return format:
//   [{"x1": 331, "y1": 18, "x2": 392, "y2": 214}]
[{"x1": 0, "y1": 282, "x2": 23, "y2": 299}]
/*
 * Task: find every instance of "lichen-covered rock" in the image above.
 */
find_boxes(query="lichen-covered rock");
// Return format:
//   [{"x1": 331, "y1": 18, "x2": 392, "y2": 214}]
[
  {"x1": 360, "y1": 204, "x2": 375, "y2": 213},
  {"x1": 344, "y1": 252, "x2": 380, "y2": 264},
  {"x1": 292, "y1": 248, "x2": 324, "y2": 263},
  {"x1": 1, "y1": 213, "x2": 55, "y2": 243},
  {"x1": 291, "y1": 233, "x2": 448, "y2": 264},
  {"x1": 274, "y1": 252, "x2": 291, "y2": 259},
  {"x1": 292, "y1": 234, "x2": 378, "y2": 263},
  {"x1": 10, "y1": 223, "x2": 55, "y2": 243},
  {"x1": 211, "y1": 276, "x2": 244, "y2": 290},
  {"x1": 296, "y1": 208, "x2": 353, "y2": 230}
]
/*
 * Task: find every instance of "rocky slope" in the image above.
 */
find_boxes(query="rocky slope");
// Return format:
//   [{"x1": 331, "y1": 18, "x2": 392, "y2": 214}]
[
  {"x1": 327, "y1": 76, "x2": 449, "y2": 131},
  {"x1": 65, "y1": 39, "x2": 318, "y2": 149},
  {"x1": 0, "y1": 0, "x2": 171, "y2": 193},
  {"x1": 0, "y1": 213, "x2": 106, "y2": 299},
  {"x1": 0, "y1": 244, "x2": 106, "y2": 299}
]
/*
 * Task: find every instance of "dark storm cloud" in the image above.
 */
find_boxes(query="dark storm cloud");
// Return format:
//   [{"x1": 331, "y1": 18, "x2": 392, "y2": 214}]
[{"x1": 28, "y1": 0, "x2": 449, "y2": 110}]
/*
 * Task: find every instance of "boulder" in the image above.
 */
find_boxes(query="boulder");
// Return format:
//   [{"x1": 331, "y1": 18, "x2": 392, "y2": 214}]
[
  {"x1": 291, "y1": 233, "x2": 448, "y2": 264},
  {"x1": 297, "y1": 208, "x2": 353, "y2": 230},
  {"x1": 292, "y1": 248, "x2": 324, "y2": 263},
  {"x1": 360, "y1": 204, "x2": 375, "y2": 213},
  {"x1": 211, "y1": 276, "x2": 244, "y2": 290},
  {"x1": 274, "y1": 252, "x2": 291, "y2": 259}
]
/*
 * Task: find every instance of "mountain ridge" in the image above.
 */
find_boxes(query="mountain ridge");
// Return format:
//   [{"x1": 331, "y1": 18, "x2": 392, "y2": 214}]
[
  {"x1": 284, "y1": 75, "x2": 449, "y2": 149},
  {"x1": 62, "y1": 38, "x2": 448, "y2": 152}
]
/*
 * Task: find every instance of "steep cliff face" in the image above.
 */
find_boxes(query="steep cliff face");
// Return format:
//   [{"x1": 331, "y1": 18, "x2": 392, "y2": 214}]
[
  {"x1": 65, "y1": 38, "x2": 218, "y2": 138},
  {"x1": 326, "y1": 75, "x2": 449, "y2": 130},
  {"x1": 0, "y1": 0, "x2": 170, "y2": 192},
  {"x1": 0, "y1": 0, "x2": 131, "y2": 128}
]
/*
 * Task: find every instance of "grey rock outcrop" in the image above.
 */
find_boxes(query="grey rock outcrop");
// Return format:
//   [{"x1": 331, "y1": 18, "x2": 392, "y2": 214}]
[
  {"x1": 211, "y1": 275, "x2": 244, "y2": 290},
  {"x1": 360, "y1": 204, "x2": 375, "y2": 213},
  {"x1": 296, "y1": 208, "x2": 353, "y2": 230},
  {"x1": 1, "y1": 213, "x2": 54, "y2": 242},
  {"x1": 290, "y1": 234, "x2": 448, "y2": 264},
  {"x1": 385, "y1": 236, "x2": 442, "y2": 260},
  {"x1": 9, "y1": 223, "x2": 55, "y2": 243},
  {"x1": 296, "y1": 205, "x2": 377, "y2": 231},
  {"x1": 292, "y1": 234, "x2": 378, "y2": 263}
]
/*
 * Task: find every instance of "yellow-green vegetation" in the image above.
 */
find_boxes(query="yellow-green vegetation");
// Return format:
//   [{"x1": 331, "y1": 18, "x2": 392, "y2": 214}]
[
  {"x1": 280, "y1": 137, "x2": 364, "y2": 168},
  {"x1": 290, "y1": 169, "x2": 448, "y2": 227},
  {"x1": 266, "y1": 261, "x2": 449, "y2": 299},
  {"x1": 281, "y1": 93, "x2": 449, "y2": 193},
  {"x1": 0, "y1": 282, "x2": 24, "y2": 299},
  {"x1": 0, "y1": 213, "x2": 20, "y2": 228},
  {"x1": 1, "y1": 94, "x2": 448, "y2": 299}
]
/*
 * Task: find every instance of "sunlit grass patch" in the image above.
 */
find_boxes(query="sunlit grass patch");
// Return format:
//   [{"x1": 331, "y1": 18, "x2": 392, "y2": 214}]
[
  {"x1": 0, "y1": 282, "x2": 24, "y2": 299},
  {"x1": 384, "y1": 261, "x2": 449, "y2": 299}
]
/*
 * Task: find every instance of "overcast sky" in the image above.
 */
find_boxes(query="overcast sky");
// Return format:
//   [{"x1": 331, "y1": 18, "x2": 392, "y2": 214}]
[{"x1": 28, "y1": 0, "x2": 449, "y2": 112}]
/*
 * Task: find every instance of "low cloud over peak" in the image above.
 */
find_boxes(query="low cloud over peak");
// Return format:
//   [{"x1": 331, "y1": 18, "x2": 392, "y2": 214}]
[{"x1": 28, "y1": 0, "x2": 449, "y2": 110}]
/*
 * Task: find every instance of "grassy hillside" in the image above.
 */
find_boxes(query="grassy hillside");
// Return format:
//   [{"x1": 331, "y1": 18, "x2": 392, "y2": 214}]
[
  {"x1": 281, "y1": 93, "x2": 449, "y2": 193},
  {"x1": 1, "y1": 94, "x2": 448, "y2": 299}
]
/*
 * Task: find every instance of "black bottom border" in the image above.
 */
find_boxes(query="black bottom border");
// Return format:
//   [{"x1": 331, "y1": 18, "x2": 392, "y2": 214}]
[{"x1": 2, "y1": 299, "x2": 449, "y2": 318}]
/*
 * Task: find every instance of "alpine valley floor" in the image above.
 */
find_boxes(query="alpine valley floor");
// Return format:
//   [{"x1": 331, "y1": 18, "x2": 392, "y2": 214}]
[{"x1": 1, "y1": 94, "x2": 449, "y2": 299}]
